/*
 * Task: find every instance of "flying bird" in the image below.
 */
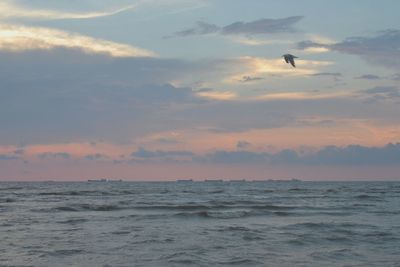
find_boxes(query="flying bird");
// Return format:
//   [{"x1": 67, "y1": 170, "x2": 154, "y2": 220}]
[{"x1": 283, "y1": 54, "x2": 298, "y2": 68}]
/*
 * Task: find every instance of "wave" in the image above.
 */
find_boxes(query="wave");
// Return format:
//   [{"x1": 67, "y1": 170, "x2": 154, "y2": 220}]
[
  {"x1": 38, "y1": 190, "x2": 116, "y2": 196},
  {"x1": 0, "y1": 186, "x2": 24, "y2": 191},
  {"x1": 216, "y1": 258, "x2": 264, "y2": 265},
  {"x1": 57, "y1": 218, "x2": 88, "y2": 224},
  {"x1": 132, "y1": 203, "x2": 300, "y2": 211},
  {"x1": 52, "y1": 204, "x2": 123, "y2": 212},
  {"x1": 0, "y1": 198, "x2": 16, "y2": 203},
  {"x1": 355, "y1": 194, "x2": 383, "y2": 200},
  {"x1": 49, "y1": 249, "x2": 85, "y2": 256},
  {"x1": 283, "y1": 222, "x2": 376, "y2": 231},
  {"x1": 174, "y1": 210, "x2": 252, "y2": 219}
]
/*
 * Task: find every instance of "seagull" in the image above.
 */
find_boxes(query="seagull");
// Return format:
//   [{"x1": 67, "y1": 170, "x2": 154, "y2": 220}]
[{"x1": 283, "y1": 54, "x2": 298, "y2": 68}]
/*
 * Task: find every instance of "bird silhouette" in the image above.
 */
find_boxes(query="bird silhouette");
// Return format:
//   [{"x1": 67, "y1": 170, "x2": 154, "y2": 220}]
[{"x1": 283, "y1": 54, "x2": 298, "y2": 68}]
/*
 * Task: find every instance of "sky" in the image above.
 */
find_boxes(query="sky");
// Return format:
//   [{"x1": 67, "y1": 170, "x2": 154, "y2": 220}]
[{"x1": 0, "y1": 0, "x2": 400, "y2": 181}]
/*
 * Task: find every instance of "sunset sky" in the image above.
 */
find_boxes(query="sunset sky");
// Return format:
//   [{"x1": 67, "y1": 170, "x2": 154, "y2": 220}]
[{"x1": 1, "y1": 0, "x2": 399, "y2": 181}]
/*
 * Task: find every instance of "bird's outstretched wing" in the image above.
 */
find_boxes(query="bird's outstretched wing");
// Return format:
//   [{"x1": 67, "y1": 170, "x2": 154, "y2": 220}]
[
  {"x1": 288, "y1": 57, "x2": 296, "y2": 67},
  {"x1": 284, "y1": 56, "x2": 289, "y2": 63}
]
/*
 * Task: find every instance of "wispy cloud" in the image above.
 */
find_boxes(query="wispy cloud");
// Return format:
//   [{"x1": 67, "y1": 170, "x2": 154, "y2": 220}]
[
  {"x1": 227, "y1": 35, "x2": 293, "y2": 46},
  {"x1": 311, "y1": 72, "x2": 342, "y2": 82},
  {"x1": 0, "y1": 23, "x2": 157, "y2": 57},
  {"x1": 168, "y1": 16, "x2": 303, "y2": 38},
  {"x1": 0, "y1": 1, "x2": 135, "y2": 20},
  {"x1": 357, "y1": 86, "x2": 400, "y2": 103},
  {"x1": 355, "y1": 74, "x2": 382, "y2": 80},
  {"x1": 311, "y1": 72, "x2": 342, "y2": 78},
  {"x1": 196, "y1": 90, "x2": 238, "y2": 100},
  {"x1": 37, "y1": 152, "x2": 71, "y2": 160},
  {"x1": 253, "y1": 91, "x2": 349, "y2": 101},
  {"x1": 131, "y1": 147, "x2": 194, "y2": 162},
  {"x1": 297, "y1": 30, "x2": 400, "y2": 68},
  {"x1": 222, "y1": 56, "x2": 334, "y2": 83}
]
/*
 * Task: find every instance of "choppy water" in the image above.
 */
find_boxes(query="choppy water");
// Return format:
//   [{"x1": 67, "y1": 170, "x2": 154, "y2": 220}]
[{"x1": 1, "y1": 181, "x2": 400, "y2": 267}]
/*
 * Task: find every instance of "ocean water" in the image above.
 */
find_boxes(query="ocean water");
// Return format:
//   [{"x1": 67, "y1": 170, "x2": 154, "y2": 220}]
[{"x1": 1, "y1": 181, "x2": 400, "y2": 267}]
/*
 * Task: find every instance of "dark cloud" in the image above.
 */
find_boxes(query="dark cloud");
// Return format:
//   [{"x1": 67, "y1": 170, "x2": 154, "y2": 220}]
[
  {"x1": 221, "y1": 16, "x2": 303, "y2": 35},
  {"x1": 297, "y1": 30, "x2": 400, "y2": 69},
  {"x1": 0, "y1": 48, "x2": 207, "y2": 144},
  {"x1": 1, "y1": 46, "x2": 399, "y2": 146},
  {"x1": 156, "y1": 138, "x2": 181, "y2": 145},
  {"x1": 132, "y1": 147, "x2": 194, "y2": 159},
  {"x1": 196, "y1": 143, "x2": 400, "y2": 166},
  {"x1": 392, "y1": 73, "x2": 400, "y2": 81},
  {"x1": 13, "y1": 149, "x2": 25, "y2": 155},
  {"x1": 237, "y1": 141, "x2": 251, "y2": 149},
  {"x1": 171, "y1": 21, "x2": 219, "y2": 37},
  {"x1": 362, "y1": 86, "x2": 400, "y2": 95},
  {"x1": 239, "y1": 76, "x2": 264, "y2": 82},
  {"x1": 196, "y1": 88, "x2": 213, "y2": 93},
  {"x1": 195, "y1": 150, "x2": 268, "y2": 164},
  {"x1": 309, "y1": 143, "x2": 400, "y2": 165},
  {"x1": 0, "y1": 154, "x2": 20, "y2": 160},
  {"x1": 355, "y1": 74, "x2": 382, "y2": 80},
  {"x1": 37, "y1": 152, "x2": 71, "y2": 159},
  {"x1": 85, "y1": 153, "x2": 107, "y2": 161},
  {"x1": 170, "y1": 16, "x2": 303, "y2": 38},
  {"x1": 311, "y1": 72, "x2": 342, "y2": 77},
  {"x1": 311, "y1": 72, "x2": 342, "y2": 82},
  {"x1": 358, "y1": 86, "x2": 400, "y2": 103}
]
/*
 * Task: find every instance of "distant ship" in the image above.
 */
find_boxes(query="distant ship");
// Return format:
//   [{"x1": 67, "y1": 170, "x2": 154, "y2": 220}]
[
  {"x1": 177, "y1": 179, "x2": 193, "y2": 183},
  {"x1": 87, "y1": 179, "x2": 123, "y2": 182},
  {"x1": 88, "y1": 179, "x2": 107, "y2": 182},
  {"x1": 229, "y1": 179, "x2": 246, "y2": 182},
  {"x1": 204, "y1": 179, "x2": 224, "y2": 182}
]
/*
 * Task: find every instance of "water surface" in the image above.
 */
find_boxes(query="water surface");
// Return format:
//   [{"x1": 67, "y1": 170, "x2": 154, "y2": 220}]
[{"x1": 1, "y1": 181, "x2": 399, "y2": 266}]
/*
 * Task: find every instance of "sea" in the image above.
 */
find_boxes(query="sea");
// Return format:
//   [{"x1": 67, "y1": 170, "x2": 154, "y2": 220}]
[{"x1": 1, "y1": 181, "x2": 399, "y2": 267}]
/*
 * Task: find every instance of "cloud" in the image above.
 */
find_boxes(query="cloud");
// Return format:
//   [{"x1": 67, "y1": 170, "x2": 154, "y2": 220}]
[
  {"x1": 236, "y1": 141, "x2": 251, "y2": 149},
  {"x1": 0, "y1": 23, "x2": 156, "y2": 57},
  {"x1": 311, "y1": 72, "x2": 342, "y2": 77},
  {"x1": 221, "y1": 56, "x2": 334, "y2": 83},
  {"x1": 0, "y1": 49, "x2": 201, "y2": 143},
  {"x1": 0, "y1": 46, "x2": 249, "y2": 144},
  {"x1": 239, "y1": 76, "x2": 264, "y2": 83},
  {"x1": 297, "y1": 30, "x2": 400, "y2": 69},
  {"x1": 132, "y1": 147, "x2": 194, "y2": 159},
  {"x1": 85, "y1": 153, "x2": 107, "y2": 161},
  {"x1": 362, "y1": 86, "x2": 400, "y2": 95},
  {"x1": 196, "y1": 143, "x2": 400, "y2": 166},
  {"x1": 0, "y1": 154, "x2": 19, "y2": 160},
  {"x1": 0, "y1": 1, "x2": 135, "y2": 20},
  {"x1": 227, "y1": 35, "x2": 292, "y2": 46},
  {"x1": 254, "y1": 91, "x2": 349, "y2": 101},
  {"x1": 156, "y1": 138, "x2": 181, "y2": 145},
  {"x1": 222, "y1": 16, "x2": 303, "y2": 35},
  {"x1": 309, "y1": 143, "x2": 400, "y2": 165},
  {"x1": 392, "y1": 73, "x2": 400, "y2": 81},
  {"x1": 195, "y1": 150, "x2": 268, "y2": 164},
  {"x1": 14, "y1": 148, "x2": 25, "y2": 155},
  {"x1": 0, "y1": 42, "x2": 398, "y2": 145},
  {"x1": 172, "y1": 21, "x2": 219, "y2": 37},
  {"x1": 37, "y1": 152, "x2": 71, "y2": 159},
  {"x1": 311, "y1": 72, "x2": 342, "y2": 81},
  {"x1": 357, "y1": 86, "x2": 400, "y2": 103},
  {"x1": 196, "y1": 90, "x2": 238, "y2": 100},
  {"x1": 355, "y1": 74, "x2": 382, "y2": 80},
  {"x1": 170, "y1": 16, "x2": 303, "y2": 38}
]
